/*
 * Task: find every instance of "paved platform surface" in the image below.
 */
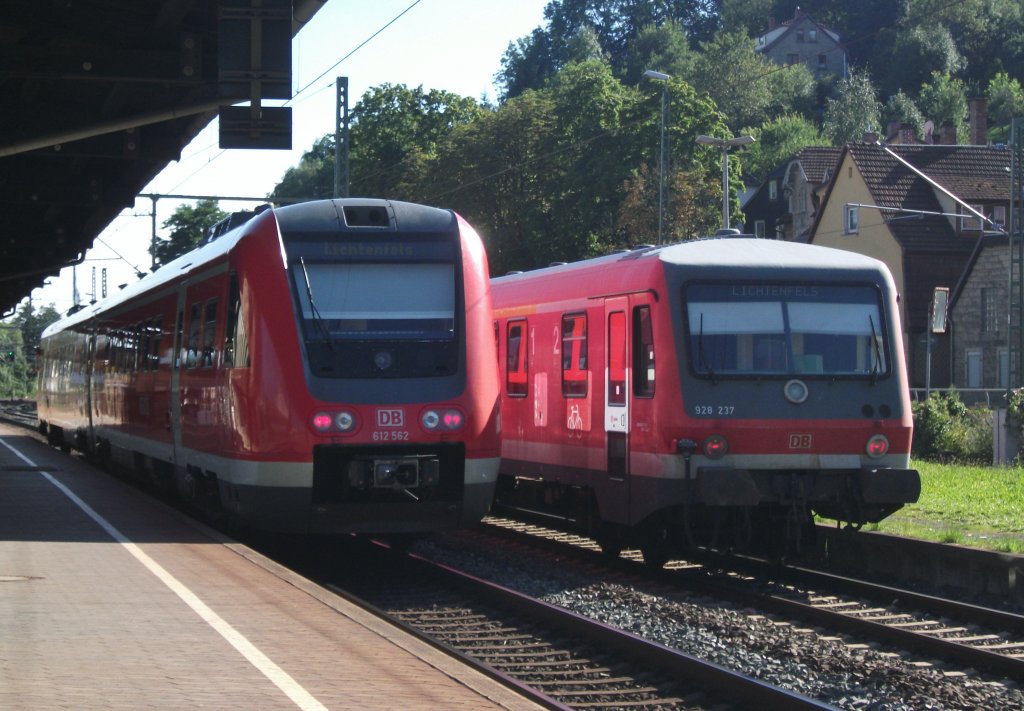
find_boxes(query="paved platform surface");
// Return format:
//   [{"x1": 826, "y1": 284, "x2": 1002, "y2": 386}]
[{"x1": 0, "y1": 425, "x2": 544, "y2": 710}]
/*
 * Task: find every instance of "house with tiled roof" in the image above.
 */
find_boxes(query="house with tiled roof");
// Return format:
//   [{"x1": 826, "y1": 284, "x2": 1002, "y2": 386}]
[
  {"x1": 948, "y1": 234, "x2": 1011, "y2": 394},
  {"x1": 755, "y1": 7, "x2": 847, "y2": 80},
  {"x1": 742, "y1": 147, "x2": 841, "y2": 240},
  {"x1": 807, "y1": 143, "x2": 1013, "y2": 392}
]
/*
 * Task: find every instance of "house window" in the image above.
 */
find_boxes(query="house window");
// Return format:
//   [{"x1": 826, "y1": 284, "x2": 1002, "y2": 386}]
[
  {"x1": 796, "y1": 29, "x2": 805, "y2": 42},
  {"x1": 960, "y1": 204, "x2": 984, "y2": 232},
  {"x1": 754, "y1": 220, "x2": 766, "y2": 237},
  {"x1": 786, "y1": 53, "x2": 799, "y2": 65},
  {"x1": 966, "y1": 349, "x2": 982, "y2": 388},
  {"x1": 817, "y1": 54, "x2": 828, "y2": 69},
  {"x1": 993, "y1": 205, "x2": 1007, "y2": 230},
  {"x1": 844, "y1": 205, "x2": 859, "y2": 235},
  {"x1": 981, "y1": 288, "x2": 999, "y2": 333},
  {"x1": 809, "y1": 29, "x2": 818, "y2": 42},
  {"x1": 999, "y1": 349, "x2": 1010, "y2": 389},
  {"x1": 769, "y1": 180, "x2": 778, "y2": 200}
]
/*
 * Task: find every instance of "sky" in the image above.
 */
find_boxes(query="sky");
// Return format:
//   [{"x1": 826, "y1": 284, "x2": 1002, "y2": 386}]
[{"x1": 19, "y1": 0, "x2": 550, "y2": 317}]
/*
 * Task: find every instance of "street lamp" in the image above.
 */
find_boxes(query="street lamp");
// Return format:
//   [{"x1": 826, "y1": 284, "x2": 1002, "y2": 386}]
[
  {"x1": 695, "y1": 134, "x2": 755, "y2": 231},
  {"x1": 643, "y1": 70, "x2": 670, "y2": 244}
]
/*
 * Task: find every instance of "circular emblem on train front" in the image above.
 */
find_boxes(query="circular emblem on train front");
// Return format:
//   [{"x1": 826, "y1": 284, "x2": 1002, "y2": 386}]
[
  {"x1": 784, "y1": 379, "x2": 808, "y2": 404},
  {"x1": 374, "y1": 350, "x2": 393, "y2": 371}
]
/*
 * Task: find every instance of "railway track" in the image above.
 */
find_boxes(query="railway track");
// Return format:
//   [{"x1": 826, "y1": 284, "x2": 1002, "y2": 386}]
[
  {"x1": 320, "y1": 541, "x2": 831, "y2": 711},
  {"x1": 0, "y1": 399, "x2": 37, "y2": 429},
  {"x1": 475, "y1": 517, "x2": 1024, "y2": 682}
]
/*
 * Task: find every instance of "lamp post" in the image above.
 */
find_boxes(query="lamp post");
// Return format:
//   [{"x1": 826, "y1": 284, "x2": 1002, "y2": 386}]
[
  {"x1": 643, "y1": 70, "x2": 670, "y2": 243},
  {"x1": 695, "y1": 134, "x2": 755, "y2": 231}
]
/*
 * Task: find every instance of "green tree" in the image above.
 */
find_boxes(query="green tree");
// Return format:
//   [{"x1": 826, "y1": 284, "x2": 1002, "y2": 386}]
[
  {"x1": 822, "y1": 69, "x2": 881, "y2": 145},
  {"x1": 622, "y1": 23, "x2": 696, "y2": 86},
  {"x1": 987, "y1": 72, "x2": 1024, "y2": 143},
  {"x1": 917, "y1": 71, "x2": 968, "y2": 142},
  {"x1": 151, "y1": 199, "x2": 227, "y2": 269},
  {"x1": 270, "y1": 135, "x2": 336, "y2": 201},
  {"x1": 740, "y1": 114, "x2": 823, "y2": 182},
  {"x1": 689, "y1": 29, "x2": 814, "y2": 132},
  {"x1": 345, "y1": 83, "x2": 483, "y2": 200},
  {"x1": 881, "y1": 91, "x2": 926, "y2": 141},
  {"x1": 873, "y1": 24, "x2": 964, "y2": 98},
  {"x1": 497, "y1": 0, "x2": 722, "y2": 100}
]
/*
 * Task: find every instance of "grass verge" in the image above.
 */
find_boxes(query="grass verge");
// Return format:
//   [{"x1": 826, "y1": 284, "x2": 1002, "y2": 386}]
[{"x1": 820, "y1": 459, "x2": 1024, "y2": 554}]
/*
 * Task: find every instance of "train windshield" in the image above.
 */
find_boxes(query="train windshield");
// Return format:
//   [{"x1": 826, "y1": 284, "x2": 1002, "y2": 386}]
[
  {"x1": 294, "y1": 262, "x2": 454, "y2": 339},
  {"x1": 291, "y1": 259, "x2": 458, "y2": 378},
  {"x1": 686, "y1": 283, "x2": 888, "y2": 378}
]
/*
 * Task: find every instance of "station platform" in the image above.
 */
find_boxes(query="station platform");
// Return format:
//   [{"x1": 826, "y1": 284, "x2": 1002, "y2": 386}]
[{"x1": 0, "y1": 424, "x2": 543, "y2": 710}]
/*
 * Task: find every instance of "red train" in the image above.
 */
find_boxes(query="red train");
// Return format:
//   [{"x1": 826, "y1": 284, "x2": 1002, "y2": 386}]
[
  {"x1": 491, "y1": 236, "x2": 920, "y2": 564},
  {"x1": 37, "y1": 198, "x2": 501, "y2": 535}
]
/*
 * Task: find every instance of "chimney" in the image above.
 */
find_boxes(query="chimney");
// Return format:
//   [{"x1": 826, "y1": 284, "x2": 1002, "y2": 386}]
[
  {"x1": 768, "y1": 15, "x2": 776, "y2": 31},
  {"x1": 898, "y1": 123, "x2": 916, "y2": 144},
  {"x1": 969, "y1": 97, "x2": 987, "y2": 145},
  {"x1": 794, "y1": 6, "x2": 802, "y2": 18},
  {"x1": 940, "y1": 123, "x2": 956, "y2": 145},
  {"x1": 862, "y1": 129, "x2": 878, "y2": 144},
  {"x1": 886, "y1": 121, "x2": 901, "y2": 141}
]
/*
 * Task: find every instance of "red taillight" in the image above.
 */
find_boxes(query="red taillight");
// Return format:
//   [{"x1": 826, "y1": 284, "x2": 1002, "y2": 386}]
[
  {"x1": 312, "y1": 413, "x2": 333, "y2": 432},
  {"x1": 703, "y1": 434, "x2": 729, "y2": 459},
  {"x1": 866, "y1": 434, "x2": 889, "y2": 458}
]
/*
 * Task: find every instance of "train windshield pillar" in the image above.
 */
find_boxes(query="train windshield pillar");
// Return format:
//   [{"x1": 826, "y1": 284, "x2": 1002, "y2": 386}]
[{"x1": 685, "y1": 283, "x2": 888, "y2": 378}]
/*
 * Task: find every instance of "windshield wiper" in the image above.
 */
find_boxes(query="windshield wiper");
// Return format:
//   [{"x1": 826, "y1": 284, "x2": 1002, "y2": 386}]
[
  {"x1": 298, "y1": 257, "x2": 335, "y2": 353},
  {"x1": 867, "y1": 314, "x2": 882, "y2": 383},
  {"x1": 698, "y1": 314, "x2": 717, "y2": 385}
]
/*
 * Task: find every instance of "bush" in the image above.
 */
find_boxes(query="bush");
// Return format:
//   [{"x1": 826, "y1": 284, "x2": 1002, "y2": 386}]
[{"x1": 911, "y1": 389, "x2": 991, "y2": 463}]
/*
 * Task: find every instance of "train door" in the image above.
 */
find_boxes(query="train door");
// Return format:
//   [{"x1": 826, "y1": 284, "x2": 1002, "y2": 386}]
[{"x1": 603, "y1": 296, "x2": 630, "y2": 523}]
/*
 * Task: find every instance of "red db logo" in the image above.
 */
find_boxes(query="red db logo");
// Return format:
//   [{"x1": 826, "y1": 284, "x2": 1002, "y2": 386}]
[
  {"x1": 788, "y1": 434, "x2": 813, "y2": 449},
  {"x1": 377, "y1": 409, "x2": 404, "y2": 427}
]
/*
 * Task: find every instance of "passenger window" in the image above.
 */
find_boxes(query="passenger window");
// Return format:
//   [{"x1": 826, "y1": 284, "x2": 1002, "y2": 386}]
[
  {"x1": 633, "y1": 306, "x2": 655, "y2": 397},
  {"x1": 506, "y1": 320, "x2": 528, "y2": 397},
  {"x1": 202, "y1": 299, "x2": 218, "y2": 368},
  {"x1": 186, "y1": 304, "x2": 201, "y2": 369},
  {"x1": 225, "y1": 274, "x2": 249, "y2": 368},
  {"x1": 561, "y1": 313, "x2": 587, "y2": 397},
  {"x1": 151, "y1": 316, "x2": 163, "y2": 370}
]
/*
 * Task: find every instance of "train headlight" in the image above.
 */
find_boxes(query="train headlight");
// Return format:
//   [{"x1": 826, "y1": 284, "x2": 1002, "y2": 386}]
[
  {"x1": 866, "y1": 434, "x2": 889, "y2": 458},
  {"x1": 335, "y1": 411, "x2": 355, "y2": 431},
  {"x1": 784, "y1": 379, "x2": 809, "y2": 404},
  {"x1": 421, "y1": 408, "x2": 465, "y2": 432},
  {"x1": 703, "y1": 434, "x2": 729, "y2": 459}
]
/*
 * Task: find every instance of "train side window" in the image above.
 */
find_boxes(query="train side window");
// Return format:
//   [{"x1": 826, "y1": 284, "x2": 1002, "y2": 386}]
[
  {"x1": 608, "y1": 311, "x2": 626, "y2": 406},
  {"x1": 142, "y1": 319, "x2": 154, "y2": 371},
  {"x1": 633, "y1": 306, "x2": 655, "y2": 397},
  {"x1": 225, "y1": 273, "x2": 250, "y2": 368},
  {"x1": 151, "y1": 316, "x2": 163, "y2": 370},
  {"x1": 186, "y1": 304, "x2": 201, "y2": 369},
  {"x1": 561, "y1": 313, "x2": 587, "y2": 397},
  {"x1": 506, "y1": 319, "x2": 528, "y2": 397},
  {"x1": 202, "y1": 299, "x2": 219, "y2": 368},
  {"x1": 174, "y1": 308, "x2": 184, "y2": 369}
]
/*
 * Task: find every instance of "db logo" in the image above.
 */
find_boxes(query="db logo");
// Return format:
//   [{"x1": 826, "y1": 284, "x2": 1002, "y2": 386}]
[
  {"x1": 788, "y1": 434, "x2": 813, "y2": 449},
  {"x1": 376, "y1": 408, "x2": 404, "y2": 427}
]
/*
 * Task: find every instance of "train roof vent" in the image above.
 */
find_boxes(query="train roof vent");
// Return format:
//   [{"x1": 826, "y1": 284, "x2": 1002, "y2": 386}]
[
  {"x1": 714, "y1": 228, "x2": 743, "y2": 237},
  {"x1": 343, "y1": 205, "x2": 390, "y2": 228},
  {"x1": 206, "y1": 204, "x2": 270, "y2": 243}
]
